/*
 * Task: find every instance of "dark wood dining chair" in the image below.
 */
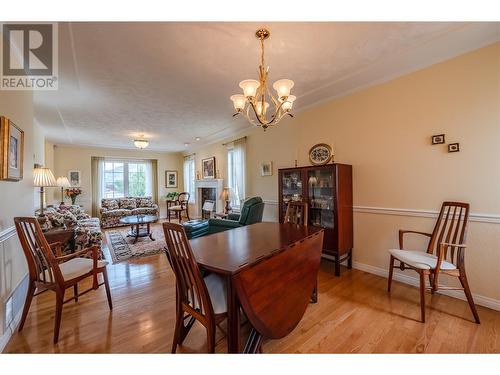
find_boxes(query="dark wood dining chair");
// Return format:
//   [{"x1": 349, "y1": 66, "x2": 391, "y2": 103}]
[
  {"x1": 284, "y1": 201, "x2": 308, "y2": 226},
  {"x1": 14, "y1": 217, "x2": 112, "y2": 343},
  {"x1": 283, "y1": 201, "x2": 318, "y2": 303},
  {"x1": 162, "y1": 222, "x2": 227, "y2": 353},
  {"x1": 167, "y1": 192, "x2": 190, "y2": 223},
  {"x1": 387, "y1": 202, "x2": 480, "y2": 324}
]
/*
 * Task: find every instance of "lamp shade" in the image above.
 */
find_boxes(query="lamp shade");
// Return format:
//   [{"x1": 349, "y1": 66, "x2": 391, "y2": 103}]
[
  {"x1": 134, "y1": 139, "x2": 149, "y2": 149},
  {"x1": 239, "y1": 79, "x2": 260, "y2": 98},
  {"x1": 273, "y1": 79, "x2": 294, "y2": 99},
  {"x1": 33, "y1": 167, "x2": 57, "y2": 187},
  {"x1": 220, "y1": 187, "x2": 233, "y2": 201},
  {"x1": 230, "y1": 94, "x2": 246, "y2": 111},
  {"x1": 281, "y1": 95, "x2": 296, "y2": 111},
  {"x1": 56, "y1": 176, "x2": 70, "y2": 188},
  {"x1": 255, "y1": 101, "x2": 269, "y2": 116}
]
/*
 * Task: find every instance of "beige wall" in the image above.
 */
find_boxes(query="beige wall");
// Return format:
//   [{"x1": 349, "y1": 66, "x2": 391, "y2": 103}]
[
  {"x1": 0, "y1": 89, "x2": 44, "y2": 342},
  {"x1": 189, "y1": 42, "x2": 500, "y2": 302},
  {"x1": 52, "y1": 145, "x2": 184, "y2": 218}
]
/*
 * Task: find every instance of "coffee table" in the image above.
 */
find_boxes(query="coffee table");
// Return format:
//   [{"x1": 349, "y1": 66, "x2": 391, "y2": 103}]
[{"x1": 119, "y1": 215, "x2": 158, "y2": 244}]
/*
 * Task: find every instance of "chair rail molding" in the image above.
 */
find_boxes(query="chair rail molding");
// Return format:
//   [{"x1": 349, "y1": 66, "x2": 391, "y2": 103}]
[
  {"x1": 262, "y1": 200, "x2": 500, "y2": 224},
  {"x1": 0, "y1": 226, "x2": 16, "y2": 243}
]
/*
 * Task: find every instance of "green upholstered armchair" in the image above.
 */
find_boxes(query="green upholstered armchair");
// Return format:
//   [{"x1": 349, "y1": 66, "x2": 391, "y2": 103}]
[{"x1": 183, "y1": 197, "x2": 265, "y2": 239}]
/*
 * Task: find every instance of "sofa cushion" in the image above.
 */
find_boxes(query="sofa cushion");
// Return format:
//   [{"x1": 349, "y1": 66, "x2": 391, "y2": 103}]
[
  {"x1": 131, "y1": 207, "x2": 158, "y2": 216},
  {"x1": 101, "y1": 199, "x2": 119, "y2": 210},
  {"x1": 119, "y1": 198, "x2": 137, "y2": 209},
  {"x1": 103, "y1": 209, "x2": 131, "y2": 217},
  {"x1": 136, "y1": 197, "x2": 154, "y2": 208}
]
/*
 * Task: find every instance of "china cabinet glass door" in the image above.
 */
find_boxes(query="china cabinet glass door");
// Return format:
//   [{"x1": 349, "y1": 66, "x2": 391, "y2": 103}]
[
  {"x1": 281, "y1": 170, "x2": 303, "y2": 218},
  {"x1": 307, "y1": 168, "x2": 334, "y2": 229}
]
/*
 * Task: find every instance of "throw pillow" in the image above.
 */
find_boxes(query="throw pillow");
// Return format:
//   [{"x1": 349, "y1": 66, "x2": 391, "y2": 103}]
[
  {"x1": 119, "y1": 198, "x2": 137, "y2": 210},
  {"x1": 137, "y1": 197, "x2": 153, "y2": 208}
]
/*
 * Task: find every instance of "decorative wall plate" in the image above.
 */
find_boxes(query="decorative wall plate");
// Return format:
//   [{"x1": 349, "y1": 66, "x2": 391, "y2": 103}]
[{"x1": 308, "y1": 143, "x2": 333, "y2": 165}]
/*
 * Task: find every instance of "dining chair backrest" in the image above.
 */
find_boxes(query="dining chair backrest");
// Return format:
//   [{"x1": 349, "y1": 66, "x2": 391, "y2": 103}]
[
  {"x1": 427, "y1": 201, "x2": 470, "y2": 268},
  {"x1": 14, "y1": 217, "x2": 64, "y2": 286},
  {"x1": 177, "y1": 192, "x2": 190, "y2": 208},
  {"x1": 162, "y1": 222, "x2": 214, "y2": 318},
  {"x1": 284, "y1": 201, "x2": 308, "y2": 226}
]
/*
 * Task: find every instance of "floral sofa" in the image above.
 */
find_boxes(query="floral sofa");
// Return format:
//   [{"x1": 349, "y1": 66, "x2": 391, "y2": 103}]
[
  {"x1": 100, "y1": 197, "x2": 159, "y2": 228},
  {"x1": 37, "y1": 205, "x2": 104, "y2": 259}
]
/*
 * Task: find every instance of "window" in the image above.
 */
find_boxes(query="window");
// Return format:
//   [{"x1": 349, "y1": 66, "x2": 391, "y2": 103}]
[
  {"x1": 183, "y1": 156, "x2": 195, "y2": 203},
  {"x1": 103, "y1": 159, "x2": 152, "y2": 198},
  {"x1": 227, "y1": 138, "x2": 246, "y2": 209}
]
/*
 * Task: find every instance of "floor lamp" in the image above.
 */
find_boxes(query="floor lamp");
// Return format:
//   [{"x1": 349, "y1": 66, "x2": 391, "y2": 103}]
[{"x1": 33, "y1": 167, "x2": 57, "y2": 218}]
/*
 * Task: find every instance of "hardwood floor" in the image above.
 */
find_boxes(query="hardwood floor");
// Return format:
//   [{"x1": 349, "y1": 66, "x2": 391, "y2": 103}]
[{"x1": 4, "y1": 225, "x2": 500, "y2": 353}]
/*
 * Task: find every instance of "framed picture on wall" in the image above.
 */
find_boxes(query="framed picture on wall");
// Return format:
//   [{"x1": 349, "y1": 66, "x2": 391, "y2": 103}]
[
  {"x1": 165, "y1": 170, "x2": 178, "y2": 188},
  {"x1": 202, "y1": 157, "x2": 216, "y2": 179},
  {"x1": 261, "y1": 161, "x2": 273, "y2": 176},
  {"x1": 68, "y1": 170, "x2": 81, "y2": 187},
  {"x1": 0, "y1": 116, "x2": 24, "y2": 181}
]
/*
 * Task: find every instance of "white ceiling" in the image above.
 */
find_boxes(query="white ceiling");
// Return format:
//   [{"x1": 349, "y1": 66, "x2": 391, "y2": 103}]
[{"x1": 35, "y1": 22, "x2": 500, "y2": 152}]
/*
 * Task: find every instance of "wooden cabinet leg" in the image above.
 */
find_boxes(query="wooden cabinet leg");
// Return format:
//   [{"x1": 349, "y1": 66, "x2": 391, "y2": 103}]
[
  {"x1": 334, "y1": 254, "x2": 340, "y2": 276},
  {"x1": 347, "y1": 250, "x2": 353, "y2": 269}
]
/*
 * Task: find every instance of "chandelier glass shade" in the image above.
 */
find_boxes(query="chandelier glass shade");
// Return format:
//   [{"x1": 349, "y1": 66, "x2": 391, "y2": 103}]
[{"x1": 230, "y1": 28, "x2": 295, "y2": 130}]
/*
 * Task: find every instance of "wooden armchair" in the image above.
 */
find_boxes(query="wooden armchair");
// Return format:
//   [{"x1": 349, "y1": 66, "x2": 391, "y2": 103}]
[
  {"x1": 167, "y1": 192, "x2": 190, "y2": 223},
  {"x1": 162, "y1": 222, "x2": 227, "y2": 353},
  {"x1": 387, "y1": 202, "x2": 480, "y2": 323},
  {"x1": 14, "y1": 217, "x2": 112, "y2": 343}
]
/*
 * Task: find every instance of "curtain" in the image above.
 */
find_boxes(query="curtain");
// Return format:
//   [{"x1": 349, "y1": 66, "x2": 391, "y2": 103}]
[
  {"x1": 232, "y1": 137, "x2": 246, "y2": 206},
  {"x1": 150, "y1": 159, "x2": 158, "y2": 203},
  {"x1": 91, "y1": 156, "x2": 105, "y2": 217},
  {"x1": 183, "y1": 155, "x2": 195, "y2": 203}
]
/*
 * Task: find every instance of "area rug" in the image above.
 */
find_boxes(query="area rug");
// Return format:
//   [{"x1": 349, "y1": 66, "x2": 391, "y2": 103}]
[{"x1": 105, "y1": 224, "x2": 167, "y2": 263}]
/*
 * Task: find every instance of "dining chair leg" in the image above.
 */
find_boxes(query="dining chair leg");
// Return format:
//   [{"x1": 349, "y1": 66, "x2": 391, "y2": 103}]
[
  {"x1": 419, "y1": 271, "x2": 426, "y2": 323},
  {"x1": 53, "y1": 291, "x2": 64, "y2": 343},
  {"x1": 459, "y1": 273, "x2": 480, "y2": 324},
  {"x1": 428, "y1": 274, "x2": 435, "y2": 294},
  {"x1": 18, "y1": 281, "x2": 36, "y2": 332},
  {"x1": 73, "y1": 284, "x2": 79, "y2": 302},
  {"x1": 387, "y1": 255, "x2": 395, "y2": 292},
  {"x1": 102, "y1": 269, "x2": 113, "y2": 310},
  {"x1": 206, "y1": 323, "x2": 216, "y2": 353},
  {"x1": 185, "y1": 208, "x2": 190, "y2": 221}
]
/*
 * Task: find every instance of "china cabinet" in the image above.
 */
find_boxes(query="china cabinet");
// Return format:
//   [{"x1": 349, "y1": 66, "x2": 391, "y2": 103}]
[{"x1": 278, "y1": 164, "x2": 353, "y2": 276}]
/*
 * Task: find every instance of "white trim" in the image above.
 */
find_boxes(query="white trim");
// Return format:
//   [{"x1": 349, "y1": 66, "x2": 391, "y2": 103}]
[
  {"x1": 0, "y1": 307, "x2": 22, "y2": 353},
  {"x1": 353, "y1": 206, "x2": 500, "y2": 224},
  {"x1": 0, "y1": 226, "x2": 16, "y2": 243},
  {"x1": 352, "y1": 261, "x2": 500, "y2": 312}
]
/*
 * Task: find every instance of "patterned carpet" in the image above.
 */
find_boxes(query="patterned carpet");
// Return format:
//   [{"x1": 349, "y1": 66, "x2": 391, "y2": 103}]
[{"x1": 105, "y1": 224, "x2": 167, "y2": 263}]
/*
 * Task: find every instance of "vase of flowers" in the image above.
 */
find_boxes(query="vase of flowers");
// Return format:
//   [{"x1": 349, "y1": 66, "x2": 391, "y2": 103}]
[{"x1": 65, "y1": 187, "x2": 82, "y2": 205}]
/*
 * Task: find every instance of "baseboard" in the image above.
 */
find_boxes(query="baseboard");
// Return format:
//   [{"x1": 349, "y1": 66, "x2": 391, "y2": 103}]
[
  {"x1": 352, "y1": 261, "x2": 500, "y2": 312},
  {"x1": 0, "y1": 303, "x2": 23, "y2": 353}
]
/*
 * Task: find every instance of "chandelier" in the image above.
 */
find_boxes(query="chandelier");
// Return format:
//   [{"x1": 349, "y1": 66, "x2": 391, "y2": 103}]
[
  {"x1": 133, "y1": 136, "x2": 149, "y2": 149},
  {"x1": 230, "y1": 28, "x2": 295, "y2": 130}
]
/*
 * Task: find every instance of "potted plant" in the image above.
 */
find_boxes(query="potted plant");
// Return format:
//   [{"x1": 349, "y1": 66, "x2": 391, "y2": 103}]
[{"x1": 163, "y1": 192, "x2": 180, "y2": 201}]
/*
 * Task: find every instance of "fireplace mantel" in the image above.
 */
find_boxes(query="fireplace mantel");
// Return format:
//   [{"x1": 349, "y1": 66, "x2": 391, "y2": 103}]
[{"x1": 194, "y1": 179, "x2": 224, "y2": 218}]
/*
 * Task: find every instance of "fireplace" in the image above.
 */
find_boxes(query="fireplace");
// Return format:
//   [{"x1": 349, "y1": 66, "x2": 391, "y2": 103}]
[{"x1": 194, "y1": 179, "x2": 223, "y2": 218}]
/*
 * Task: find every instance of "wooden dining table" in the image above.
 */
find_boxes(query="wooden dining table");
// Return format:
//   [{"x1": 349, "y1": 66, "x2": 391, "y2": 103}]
[{"x1": 189, "y1": 221, "x2": 323, "y2": 353}]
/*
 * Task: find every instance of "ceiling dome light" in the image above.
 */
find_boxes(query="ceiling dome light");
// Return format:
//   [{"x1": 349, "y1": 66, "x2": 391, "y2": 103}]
[{"x1": 134, "y1": 137, "x2": 149, "y2": 149}]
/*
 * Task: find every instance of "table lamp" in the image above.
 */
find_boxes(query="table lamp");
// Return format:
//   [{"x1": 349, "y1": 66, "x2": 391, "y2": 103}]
[
  {"x1": 220, "y1": 187, "x2": 233, "y2": 214},
  {"x1": 34, "y1": 167, "x2": 57, "y2": 217},
  {"x1": 56, "y1": 176, "x2": 70, "y2": 205}
]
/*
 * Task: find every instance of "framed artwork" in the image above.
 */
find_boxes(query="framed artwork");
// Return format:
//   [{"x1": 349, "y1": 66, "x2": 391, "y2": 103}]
[
  {"x1": 165, "y1": 170, "x2": 178, "y2": 188},
  {"x1": 431, "y1": 134, "x2": 445, "y2": 145},
  {"x1": 202, "y1": 157, "x2": 216, "y2": 179},
  {"x1": 68, "y1": 170, "x2": 81, "y2": 187},
  {"x1": 448, "y1": 143, "x2": 460, "y2": 153},
  {"x1": 261, "y1": 161, "x2": 273, "y2": 176},
  {"x1": 309, "y1": 143, "x2": 333, "y2": 165},
  {"x1": 0, "y1": 116, "x2": 24, "y2": 181}
]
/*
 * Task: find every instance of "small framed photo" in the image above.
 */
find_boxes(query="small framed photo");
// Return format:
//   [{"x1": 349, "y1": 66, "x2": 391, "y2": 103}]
[
  {"x1": 431, "y1": 134, "x2": 445, "y2": 145},
  {"x1": 165, "y1": 170, "x2": 178, "y2": 188},
  {"x1": 202, "y1": 157, "x2": 216, "y2": 179},
  {"x1": 68, "y1": 170, "x2": 81, "y2": 187},
  {"x1": 0, "y1": 116, "x2": 24, "y2": 181},
  {"x1": 448, "y1": 143, "x2": 460, "y2": 153},
  {"x1": 261, "y1": 161, "x2": 273, "y2": 176}
]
